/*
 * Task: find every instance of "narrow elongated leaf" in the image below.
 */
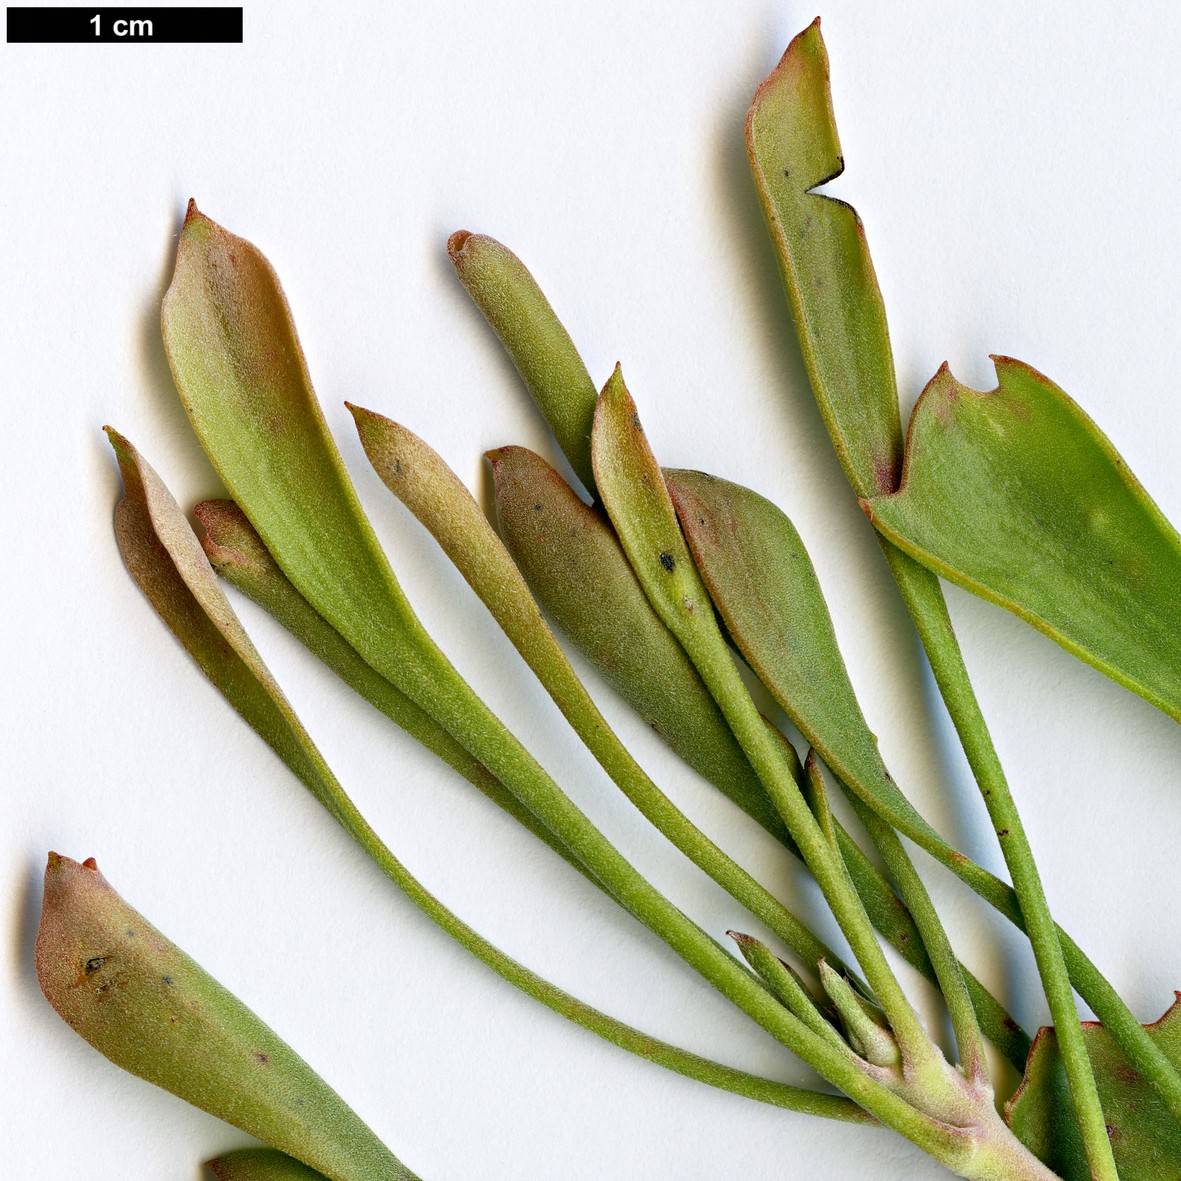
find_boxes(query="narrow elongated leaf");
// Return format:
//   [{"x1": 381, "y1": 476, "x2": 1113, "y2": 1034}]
[
  {"x1": 108, "y1": 430, "x2": 860, "y2": 1122},
  {"x1": 107, "y1": 428, "x2": 347, "y2": 826},
  {"x1": 665, "y1": 467, "x2": 946, "y2": 853},
  {"x1": 195, "y1": 498, "x2": 587, "y2": 876},
  {"x1": 37, "y1": 854, "x2": 416, "y2": 1181},
  {"x1": 349, "y1": 407, "x2": 845, "y2": 978},
  {"x1": 488, "y1": 443, "x2": 784, "y2": 836},
  {"x1": 746, "y1": 18, "x2": 903, "y2": 498},
  {"x1": 448, "y1": 231, "x2": 599, "y2": 497},
  {"x1": 1006, "y1": 997, "x2": 1181, "y2": 1179},
  {"x1": 865, "y1": 356, "x2": 1181, "y2": 724},
  {"x1": 209, "y1": 1149, "x2": 331, "y2": 1181}
]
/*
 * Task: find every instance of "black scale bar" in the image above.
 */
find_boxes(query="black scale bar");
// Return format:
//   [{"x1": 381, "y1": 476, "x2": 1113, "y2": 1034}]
[{"x1": 7, "y1": 7, "x2": 243, "y2": 43}]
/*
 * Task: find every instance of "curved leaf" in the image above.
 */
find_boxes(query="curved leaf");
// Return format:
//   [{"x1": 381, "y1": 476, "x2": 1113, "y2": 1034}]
[
  {"x1": 865, "y1": 356, "x2": 1181, "y2": 724},
  {"x1": 37, "y1": 854, "x2": 416, "y2": 1181},
  {"x1": 448, "y1": 231, "x2": 599, "y2": 498}
]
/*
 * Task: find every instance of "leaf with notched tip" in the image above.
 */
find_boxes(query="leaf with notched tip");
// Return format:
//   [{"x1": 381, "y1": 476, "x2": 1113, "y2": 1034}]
[
  {"x1": 36, "y1": 854, "x2": 417, "y2": 1181},
  {"x1": 864, "y1": 357, "x2": 1181, "y2": 725},
  {"x1": 746, "y1": 19, "x2": 903, "y2": 499}
]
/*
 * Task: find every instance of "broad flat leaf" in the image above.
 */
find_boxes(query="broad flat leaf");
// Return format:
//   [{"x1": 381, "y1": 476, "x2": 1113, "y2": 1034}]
[
  {"x1": 864, "y1": 356, "x2": 1181, "y2": 724},
  {"x1": 1006, "y1": 996, "x2": 1181, "y2": 1179},
  {"x1": 37, "y1": 854, "x2": 416, "y2": 1181},
  {"x1": 448, "y1": 231, "x2": 599, "y2": 497},
  {"x1": 746, "y1": 19, "x2": 902, "y2": 498},
  {"x1": 209, "y1": 1149, "x2": 330, "y2": 1180},
  {"x1": 161, "y1": 202, "x2": 427, "y2": 684}
]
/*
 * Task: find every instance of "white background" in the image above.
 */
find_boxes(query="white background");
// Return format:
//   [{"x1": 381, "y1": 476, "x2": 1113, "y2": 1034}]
[{"x1": 6, "y1": 2, "x2": 1181, "y2": 1177}]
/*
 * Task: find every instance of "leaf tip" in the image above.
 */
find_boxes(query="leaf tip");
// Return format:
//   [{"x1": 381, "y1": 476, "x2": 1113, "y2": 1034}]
[{"x1": 447, "y1": 229, "x2": 474, "y2": 262}]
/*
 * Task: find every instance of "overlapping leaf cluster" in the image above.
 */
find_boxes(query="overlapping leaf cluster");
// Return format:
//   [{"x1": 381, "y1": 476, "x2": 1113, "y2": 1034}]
[{"x1": 36, "y1": 19, "x2": 1181, "y2": 1181}]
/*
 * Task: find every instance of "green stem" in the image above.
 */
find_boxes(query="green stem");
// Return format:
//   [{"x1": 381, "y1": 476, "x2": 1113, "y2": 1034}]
[
  {"x1": 349, "y1": 410, "x2": 854, "y2": 984},
  {"x1": 327, "y1": 754, "x2": 869, "y2": 1123},
  {"x1": 685, "y1": 630, "x2": 934, "y2": 1071},
  {"x1": 589, "y1": 377, "x2": 940, "y2": 1073},
  {"x1": 396, "y1": 640, "x2": 969, "y2": 1159},
  {"x1": 884, "y1": 544, "x2": 1118, "y2": 1177},
  {"x1": 841, "y1": 782, "x2": 988, "y2": 1084}
]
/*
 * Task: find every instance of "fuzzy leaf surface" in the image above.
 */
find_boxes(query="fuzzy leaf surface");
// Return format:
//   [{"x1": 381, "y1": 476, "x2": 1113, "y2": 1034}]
[
  {"x1": 36, "y1": 855, "x2": 415, "y2": 1181},
  {"x1": 1007, "y1": 996, "x2": 1181, "y2": 1179},
  {"x1": 209, "y1": 1149, "x2": 332, "y2": 1180}
]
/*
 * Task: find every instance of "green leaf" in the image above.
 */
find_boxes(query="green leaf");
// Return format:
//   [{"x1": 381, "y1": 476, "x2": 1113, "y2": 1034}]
[
  {"x1": 665, "y1": 467, "x2": 1032, "y2": 1071},
  {"x1": 109, "y1": 432, "x2": 846, "y2": 1122},
  {"x1": 208, "y1": 1149, "x2": 330, "y2": 1181},
  {"x1": 746, "y1": 18, "x2": 902, "y2": 498},
  {"x1": 665, "y1": 467, "x2": 943, "y2": 852},
  {"x1": 1006, "y1": 996, "x2": 1181, "y2": 1179},
  {"x1": 448, "y1": 231, "x2": 600, "y2": 498},
  {"x1": 106, "y1": 427, "x2": 349, "y2": 826},
  {"x1": 864, "y1": 356, "x2": 1181, "y2": 725},
  {"x1": 194, "y1": 498, "x2": 588, "y2": 877},
  {"x1": 36, "y1": 854, "x2": 417, "y2": 1181},
  {"x1": 486, "y1": 442, "x2": 785, "y2": 839}
]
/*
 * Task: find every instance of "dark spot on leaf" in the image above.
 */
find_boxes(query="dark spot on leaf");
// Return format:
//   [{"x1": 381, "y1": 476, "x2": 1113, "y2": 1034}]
[
  {"x1": 1115, "y1": 1065, "x2": 1141, "y2": 1085},
  {"x1": 533, "y1": 503, "x2": 542, "y2": 512},
  {"x1": 1106, "y1": 1124, "x2": 1118, "y2": 1141},
  {"x1": 659, "y1": 551, "x2": 676, "y2": 573},
  {"x1": 1003, "y1": 1016, "x2": 1020, "y2": 1032},
  {"x1": 254, "y1": 1051, "x2": 271, "y2": 1066},
  {"x1": 126, "y1": 929, "x2": 136, "y2": 938},
  {"x1": 162, "y1": 975, "x2": 174, "y2": 987},
  {"x1": 84, "y1": 956, "x2": 107, "y2": 974},
  {"x1": 782, "y1": 167, "x2": 790, "y2": 180},
  {"x1": 632, "y1": 411, "x2": 643, "y2": 432},
  {"x1": 997, "y1": 828, "x2": 1010, "y2": 838},
  {"x1": 393, "y1": 460, "x2": 402, "y2": 476}
]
